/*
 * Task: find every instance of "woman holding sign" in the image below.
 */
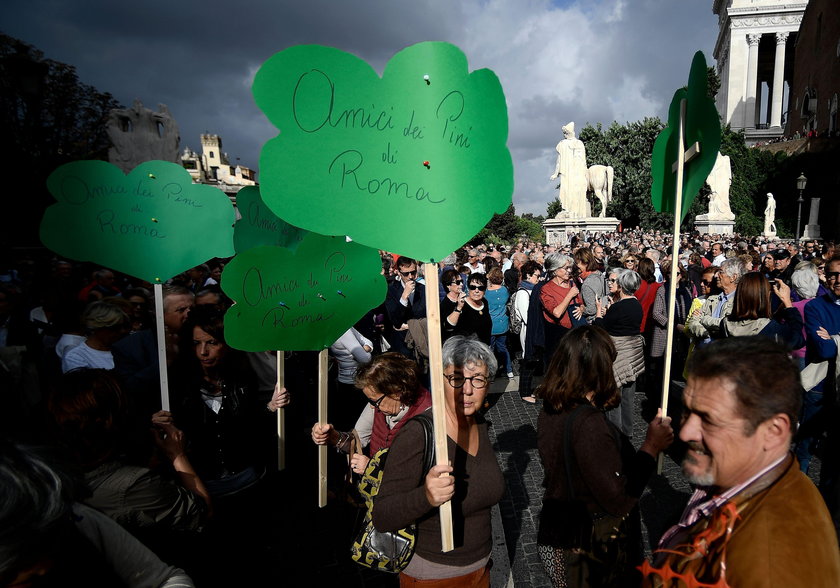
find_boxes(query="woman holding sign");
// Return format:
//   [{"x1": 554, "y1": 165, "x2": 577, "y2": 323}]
[
  {"x1": 374, "y1": 336, "x2": 505, "y2": 586},
  {"x1": 311, "y1": 352, "x2": 431, "y2": 473},
  {"x1": 160, "y1": 307, "x2": 290, "y2": 499}
]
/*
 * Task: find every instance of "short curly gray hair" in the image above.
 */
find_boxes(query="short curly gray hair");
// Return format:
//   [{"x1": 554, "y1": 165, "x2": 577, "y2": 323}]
[{"x1": 441, "y1": 335, "x2": 498, "y2": 376}]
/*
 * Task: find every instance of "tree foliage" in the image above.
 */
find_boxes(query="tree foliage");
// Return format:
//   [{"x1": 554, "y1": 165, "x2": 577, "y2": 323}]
[{"x1": 1, "y1": 33, "x2": 121, "y2": 247}]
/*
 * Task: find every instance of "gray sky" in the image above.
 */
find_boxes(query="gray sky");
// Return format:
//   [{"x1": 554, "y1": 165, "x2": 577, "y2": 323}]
[{"x1": 2, "y1": 0, "x2": 717, "y2": 215}]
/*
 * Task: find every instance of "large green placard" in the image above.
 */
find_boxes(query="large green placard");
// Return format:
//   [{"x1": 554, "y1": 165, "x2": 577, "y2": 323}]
[
  {"x1": 253, "y1": 42, "x2": 513, "y2": 262},
  {"x1": 234, "y1": 185, "x2": 307, "y2": 253},
  {"x1": 40, "y1": 160, "x2": 235, "y2": 282},
  {"x1": 221, "y1": 233, "x2": 386, "y2": 351}
]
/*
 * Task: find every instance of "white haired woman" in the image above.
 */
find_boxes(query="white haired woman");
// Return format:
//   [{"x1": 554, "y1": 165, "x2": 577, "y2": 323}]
[
  {"x1": 374, "y1": 336, "x2": 504, "y2": 586},
  {"x1": 593, "y1": 268, "x2": 645, "y2": 437}
]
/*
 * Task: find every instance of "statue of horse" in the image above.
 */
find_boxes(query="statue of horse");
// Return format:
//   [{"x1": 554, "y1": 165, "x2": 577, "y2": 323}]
[{"x1": 587, "y1": 165, "x2": 613, "y2": 217}]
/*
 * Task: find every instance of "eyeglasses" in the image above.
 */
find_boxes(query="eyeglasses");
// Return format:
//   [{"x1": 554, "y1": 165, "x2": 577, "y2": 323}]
[
  {"x1": 607, "y1": 278, "x2": 618, "y2": 284},
  {"x1": 702, "y1": 280, "x2": 714, "y2": 287},
  {"x1": 366, "y1": 394, "x2": 387, "y2": 409},
  {"x1": 624, "y1": 260, "x2": 636, "y2": 265},
  {"x1": 826, "y1": 272, "x2": 840, "y2": 281},
  {"x1": 399, "y1": 269, "x2": 418, "y2": 277},
  {"x1": 449, "y1": 280, "x2": 463, "y2": 286},
  {"x1": 443, "y1": 373, "x2": 488, "y2": 389},
  {"x1": 468, "y1": 284, "x2": 486, "y2": 291}
]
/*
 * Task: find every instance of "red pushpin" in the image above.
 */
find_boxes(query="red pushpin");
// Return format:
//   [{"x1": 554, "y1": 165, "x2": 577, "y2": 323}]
[{"x1": 423, "y1": 161, "x2": 430, "y2": 169}]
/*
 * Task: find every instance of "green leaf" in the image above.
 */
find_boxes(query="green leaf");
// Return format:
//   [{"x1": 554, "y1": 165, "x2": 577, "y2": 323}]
[
  {"x1": 252, "y1": 42, "x2": 513, "y2": 262},
  {"x1": 39, "y1": 160, "x2": 235, "y2": 283}
]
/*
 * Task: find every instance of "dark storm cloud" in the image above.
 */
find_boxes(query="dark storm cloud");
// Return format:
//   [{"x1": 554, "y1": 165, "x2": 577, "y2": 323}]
[{"x1": 1, "y1": 0, "x2": 717, "y2": 215}]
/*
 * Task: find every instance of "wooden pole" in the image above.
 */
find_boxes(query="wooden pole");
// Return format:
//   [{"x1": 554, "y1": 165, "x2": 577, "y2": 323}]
[
  {"x1": 153, "y1": 283, "x2": 170, "y2": 412},
  {"x1": 424, "y1": 262, "x2": 454, "y2": 552},
  {"x1": 659, "y1": 98, "x2": 695, "y2": 473},
  {"x1": 276, "y1": 351, "x2": 286, "y2": 471},
  {"x1": 317, "y1": 348, "x2": 328, "y2": 507}
]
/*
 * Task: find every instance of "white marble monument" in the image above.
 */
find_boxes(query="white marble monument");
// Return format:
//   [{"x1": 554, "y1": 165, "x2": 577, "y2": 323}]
[
  {"x1": 695, "y1": 152, "x2": 735, "y2": 235},
  {"x1": 763, "y1": 192, "x2": 777, "y2": 238}
]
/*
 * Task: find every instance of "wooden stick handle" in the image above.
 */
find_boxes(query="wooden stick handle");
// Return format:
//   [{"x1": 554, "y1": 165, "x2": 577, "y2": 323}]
[
  {"x1": 153, "y1": 283, "x2": 170, "y2": 412},
  {"x1": 276, "y1": 352, "x2": 286, "y2": 471},
  {"x1": 658, "y1": 98, "x2": 688, "y2": 475},
  {"x1": 424, "y1": 262, "x2": 454, "y2": 552},
  {"x1": 317, "y1": 348, "x2": 328, "y2": 507}
]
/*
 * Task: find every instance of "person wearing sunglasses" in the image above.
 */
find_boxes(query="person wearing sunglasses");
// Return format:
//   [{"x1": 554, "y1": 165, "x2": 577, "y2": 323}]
[
  {"x1": 375, "y1": 336, "x2": 504, "y2": 585},
  {"x1": 384, "y1": 256, "x2": 426, "y2": 357},
  {"x1": 311, "y1": 352, "x2": 431, "y2": 475},
  {"x1": 440, "y1": 268, "x2": 466, "y2": 342},
  {"x1": 593, "y1": 268, "x2": 644, "y2": 437},
  {"x1": 444, "y1": 272, "x2": 492, "y2": 345}
]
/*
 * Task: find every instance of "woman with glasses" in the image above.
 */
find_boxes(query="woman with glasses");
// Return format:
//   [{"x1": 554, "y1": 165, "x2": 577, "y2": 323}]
[
  {"x1": 620, "y1": 253, "x2": 639, "y2": 271},
  {"x1": 811, "y1": 258, "x2": 832, "y2": 297},
  {"x1": 441, "y1": 268, "x2": 466, "y2": 342},
  {"x1": 593, "y1": 268, "x2": 644, "y2": 437},
  {"x1": 311, "y1": 352, "x2": 431, "y2": 475},
  {"x1": 539, "y1": 253, "x2": 583, "y2": 359},
  {"x1": 444, "y1": 272, "x2": 492, "y2": 345},
  {"x1": 375, "y1": 336, "x2": 504, "y2": 586}
]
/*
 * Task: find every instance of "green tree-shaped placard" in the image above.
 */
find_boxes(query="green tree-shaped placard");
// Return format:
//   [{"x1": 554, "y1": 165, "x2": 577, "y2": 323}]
[
  {"x1": 40, "y1": 160, "x2": 235, "y2": 282},
  {"x1": 221, "y1": 233, "x2": 386, "y2": 351},
  {"x1": 252, "y1": 42, "x2": 513, "y2": 261},
  {"x1": 234, "y1": 186, "x2": 307, "y2": 253},
  {"x1": 650, "y1": 52, "x2": 721, "y2": 223}
]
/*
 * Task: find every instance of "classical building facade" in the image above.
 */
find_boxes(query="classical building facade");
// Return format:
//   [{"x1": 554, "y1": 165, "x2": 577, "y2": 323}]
[
  {"x1": 713, "y1": 0, "x2": 808, "y2": 143},
  {"x1": 785, "y1": 0, "x2": 840, "y2": 137},
  {"x1": 181, "y1": 133, "x2": 256, "y2": 200}
]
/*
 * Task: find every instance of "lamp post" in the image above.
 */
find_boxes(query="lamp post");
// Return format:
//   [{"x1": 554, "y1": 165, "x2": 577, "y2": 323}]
[{"x1": 796, "y1": 172, "x2": 807, "y2": 242}]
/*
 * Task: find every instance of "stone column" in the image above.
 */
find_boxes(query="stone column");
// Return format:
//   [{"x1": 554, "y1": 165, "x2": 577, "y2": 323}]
[
  {"x1": 770, "y1": 32, "x2": 789, "y2": 129},
  {"x1": 745, "y1": 33, "x2": 762, "y2": 129},
  {"x1": 804, "y1": 197, "x2": 821, "y2": 240}
]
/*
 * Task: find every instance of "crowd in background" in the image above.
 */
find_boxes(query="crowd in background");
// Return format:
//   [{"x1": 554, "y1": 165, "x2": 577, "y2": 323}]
[{"x1": 2, "y1": 225, "x2": 840, "y2": 585}]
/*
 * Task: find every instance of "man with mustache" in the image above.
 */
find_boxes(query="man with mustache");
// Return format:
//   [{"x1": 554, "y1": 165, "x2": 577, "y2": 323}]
[{"x1": 640, "y1": 336, "x2": 840, "y2": 587}]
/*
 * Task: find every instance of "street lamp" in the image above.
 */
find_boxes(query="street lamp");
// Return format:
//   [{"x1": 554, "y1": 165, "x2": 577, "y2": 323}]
[{"x1": 796, "y1": 172, "x2": 807, "y2": 242}]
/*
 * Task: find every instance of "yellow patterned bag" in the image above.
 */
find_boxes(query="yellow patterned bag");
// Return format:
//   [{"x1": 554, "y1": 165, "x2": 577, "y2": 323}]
[{"x1": 350, "y1": 412, "x2": 434, "y2": 573}]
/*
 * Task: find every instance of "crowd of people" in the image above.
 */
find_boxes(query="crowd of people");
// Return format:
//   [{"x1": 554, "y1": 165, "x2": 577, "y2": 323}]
[{"x1": 2, "y1": 226, "x2": 840, "y2": 586}]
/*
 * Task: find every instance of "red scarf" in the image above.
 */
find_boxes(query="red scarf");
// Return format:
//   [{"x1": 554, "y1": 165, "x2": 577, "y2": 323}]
[{"x1": 369, "y1": 387, "x2": 432, "y2": 454}]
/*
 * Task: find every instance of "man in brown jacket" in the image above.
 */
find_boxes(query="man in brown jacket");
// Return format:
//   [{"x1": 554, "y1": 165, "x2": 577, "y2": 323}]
[{"x1": 641, "y1": 336, "x2": 840, "y2": 587}]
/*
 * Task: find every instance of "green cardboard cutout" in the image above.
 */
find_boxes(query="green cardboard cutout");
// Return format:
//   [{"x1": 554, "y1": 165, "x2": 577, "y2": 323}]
[
  {"x1": 234, "y1": 186, "x2": 307, "y2": 253},
  {"x1": 40, "y1": 160, "x2": 235, "y2": 283},
  {"x1": 221, "y1": 233, "x2": 386, "y2": 351},
  {"x1": 253, "y1": 42, "x2": 513, "y2": 262},
  {"x1": 650, "y1": 52, "x2": 721, "y2": 223}
]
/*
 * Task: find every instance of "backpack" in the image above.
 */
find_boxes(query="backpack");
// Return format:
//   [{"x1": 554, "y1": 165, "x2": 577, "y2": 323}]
[
  {"x1": 508, "y1": 287, "x2": 529, "y2": 335},
  {"x1": 350, "y1": 412, "x2": 435, "y2": 573}
]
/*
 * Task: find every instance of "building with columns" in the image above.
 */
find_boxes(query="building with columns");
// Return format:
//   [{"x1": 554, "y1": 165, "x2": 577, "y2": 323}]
[{"x1": 713, "y1": 0, "x2": 808, "y2": 143}]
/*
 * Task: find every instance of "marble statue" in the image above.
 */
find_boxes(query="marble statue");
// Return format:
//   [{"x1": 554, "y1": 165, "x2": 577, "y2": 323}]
[
  {"x1": 764, "y1": 193, "x2": 777, "y2": 236},
  {"x1": 107, "y1": 99, "x2": 180, "y2": 173},
  {"x1": 704, "y1": 152, "x2": 735, "y2": 220},
  {"x1": 550, "y1": 122, "x2": 589, "y2": 218},
  {"x1": 587, "y1": 165, "x2": 613, "y2": 218}
]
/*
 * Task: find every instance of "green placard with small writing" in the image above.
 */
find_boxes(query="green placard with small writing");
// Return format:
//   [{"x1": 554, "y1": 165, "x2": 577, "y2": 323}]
[
  {"x1": 253, "y1": 41, "x2": 512, "y2": 262},
  {"x1": 221, "y1": 232, "x2": 386, "y2": 351},
  {"x1": 234, "y1": 185, "x2": 307, "y2": 253},
  {"x1": 40, "y1": 160, "x2": 235, "y2": 283}
]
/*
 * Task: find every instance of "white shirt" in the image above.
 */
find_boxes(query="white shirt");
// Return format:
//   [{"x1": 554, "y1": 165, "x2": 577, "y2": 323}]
[{"x1": 62, "y1": 341, "x2": 114, "y2": 373}]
